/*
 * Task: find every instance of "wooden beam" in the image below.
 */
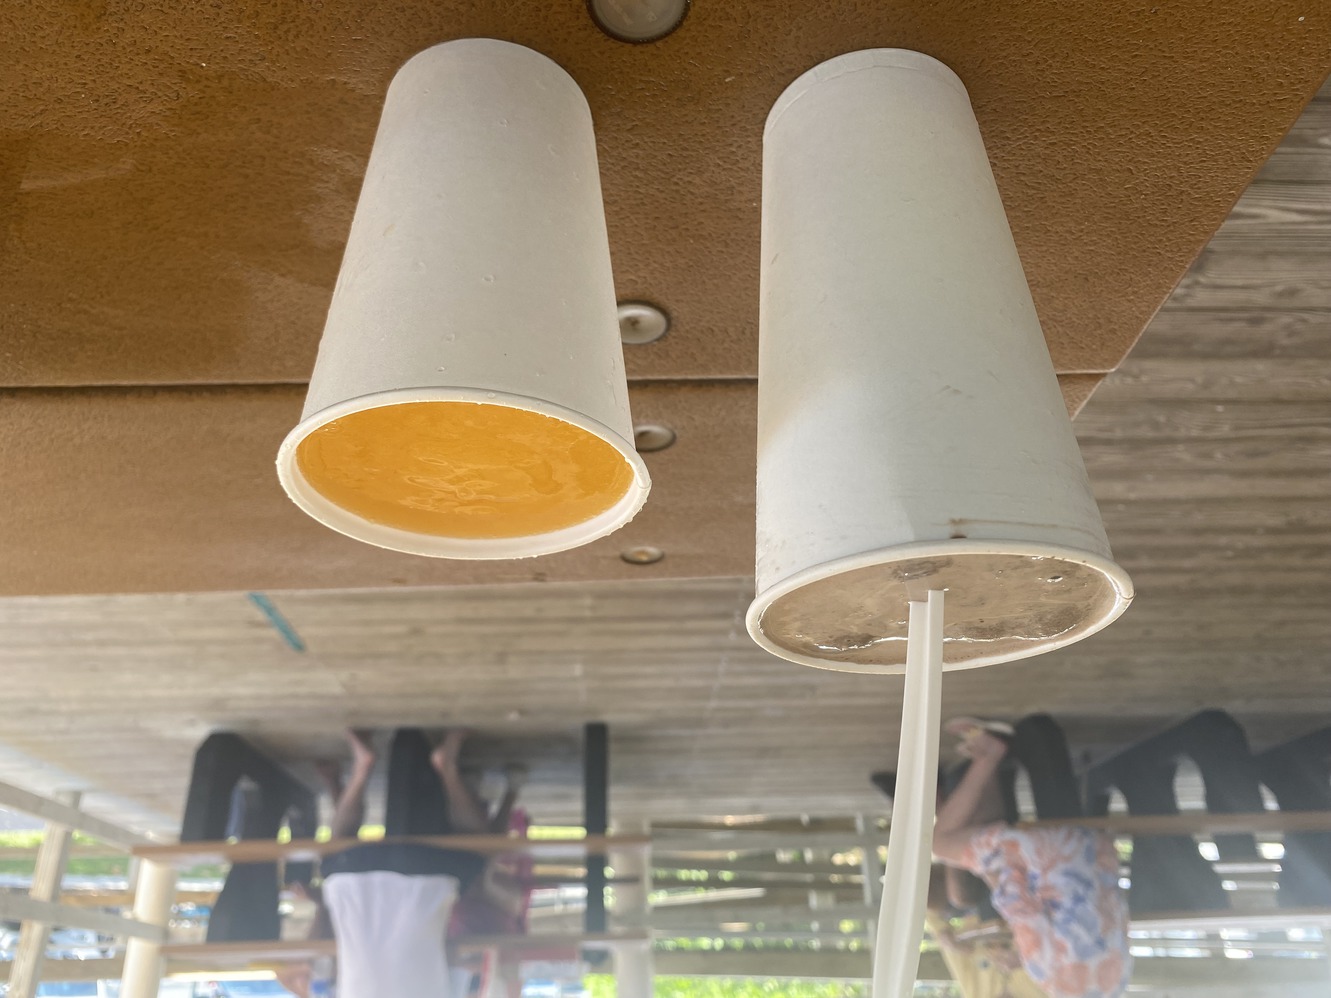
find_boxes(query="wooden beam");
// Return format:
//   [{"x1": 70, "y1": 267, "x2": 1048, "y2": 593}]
[
  {"x1": 0, "y1": 893, "x2": 166, "y2": 942},
  {"x1": 1026, "y1": 810, "x2": 1331, "y2": 837},
  {"x1": 0, "y1": 958, "x2": 124, "y2": 984},
  {"x1": 652, "y1": 949, "x2": 1331, "y2": 990},
  {"x1": 0, "y1": 779, "x2": 151, "y2": 849},
  {"x1": 651, "y1": 902, "x2": 877, "y2": 929},
  {"x1": 132, "y1": 833, "x2": 650, "y2": 867},
  {"x1": 656, "y1": 812, "x2": 1331, "y2": 855},
  {"x1": 0, "y1": 844, "x2": 125, "y2": 861},
  {"x1": 1131, "y1": 906, "x2": 1331, "y2": 932},
  {"x1": 8, "y1": 789, "x2": 80, "y2": 998},
  {"x1": 161, "y1": 931, "x2": 653, "y2": 968},
  {"x1": 653, "y1": 948, "x2": 879, "y2": 980},
  {"x1": 57, "y1": 889, "x2": 219, "y2": 908},
  {"x1": 653, "y1": 832, "x2": 882, "y2": 854}
]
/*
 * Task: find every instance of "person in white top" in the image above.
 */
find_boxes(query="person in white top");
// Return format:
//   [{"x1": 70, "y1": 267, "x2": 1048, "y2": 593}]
[{"x1": 278, "y1": 730, "x2": 515, "y2": 998}]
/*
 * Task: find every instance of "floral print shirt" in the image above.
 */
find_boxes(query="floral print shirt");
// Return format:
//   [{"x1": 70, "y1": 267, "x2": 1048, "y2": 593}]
[{"x1": 958, "y1": 824, "x2": 1132, "y2": 998}]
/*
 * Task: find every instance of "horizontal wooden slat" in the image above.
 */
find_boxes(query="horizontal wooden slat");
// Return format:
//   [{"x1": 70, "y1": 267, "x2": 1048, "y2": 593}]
[
  {"x1": 162, "y1": 931, "x2": 652, "y2": 969},
  {"x1": 1087, "y1": 357, "x2": 1331, "y2": 401},
  {"x1": 0, "y1": 894, "x2": 166, "y2": 942},
  {"x1": 1127, "y1": 308, "x2": 1331, "y2": 360},
  {"x1": 1170, "y1": 252, "x2": 1331, "y2": 309},
  {"x1": 0, "y1": 958, "x2": 125, "y2": 984},
  {"x1": 133, "y1": 834, "x2": 648, "y2": 868},
  {"x1": 1282, "y1": 100, "x2": 1331, "y2": 150},
  {"x1": 0, "y1": 780, "x2": 152, "y2": 849},
  {"x1": 1256, "y1": 146, "x2": 1331, "y2": 184},
  {"x1": 1027, "y1": 811, "x2": 1331, "y2": 837}
]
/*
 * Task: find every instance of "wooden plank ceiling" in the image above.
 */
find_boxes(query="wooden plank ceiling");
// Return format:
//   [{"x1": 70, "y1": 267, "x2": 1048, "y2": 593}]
[{"x1": 0, "y1": 75, "x2": 1328, "y2": 833}]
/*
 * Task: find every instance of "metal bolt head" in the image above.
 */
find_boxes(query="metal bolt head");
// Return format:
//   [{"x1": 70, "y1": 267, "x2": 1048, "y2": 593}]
[
  {"x1": 618, "y1": 301, "x2": 670, "y2": 345},
  {"x1": 633, "y1": 423, "x2": 677, "y2": 453},
  {"x1": 588, "y1": 0, "x2": 690, "y2": 43},
  {"x1": 621, "y1": 545, "x2": 665, "y2": 565}
]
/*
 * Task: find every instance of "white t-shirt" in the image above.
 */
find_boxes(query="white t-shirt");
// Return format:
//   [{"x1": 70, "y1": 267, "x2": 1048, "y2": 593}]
[{"x1": 324, "y1": 870, "x2": 461, "y2": 997}]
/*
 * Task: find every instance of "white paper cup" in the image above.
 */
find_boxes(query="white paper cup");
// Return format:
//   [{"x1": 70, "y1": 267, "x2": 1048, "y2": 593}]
[
  {"x1": 747, "y1": 50, "x2": 1132, "y2": 673},
  {"x1": 277, "y1": 39, "x2": 649, "y2": 559}
]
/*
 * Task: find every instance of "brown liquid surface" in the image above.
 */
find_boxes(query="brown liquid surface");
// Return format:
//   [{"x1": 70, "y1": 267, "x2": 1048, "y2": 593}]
[{"x1": 758, "y1": 552, "x2": 1123, "y2": 668}]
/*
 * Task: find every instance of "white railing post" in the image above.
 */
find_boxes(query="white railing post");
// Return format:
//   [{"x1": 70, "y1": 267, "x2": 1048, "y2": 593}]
[
  {"x1": 8, "y1": 789, "x2": 82, "y2": 998},
  {"x1": 856, "y1": 813, "x2": 884, "y2": 947},
  {"x1": 119, "y1": 859, "x2": 177, "y2": 998},
  {"x1": 610, "y1": 820, "x2": 654, "y2": 998}
]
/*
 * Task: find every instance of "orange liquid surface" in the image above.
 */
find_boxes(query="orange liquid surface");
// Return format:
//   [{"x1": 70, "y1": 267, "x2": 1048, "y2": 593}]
[{"x1": 296, "y1": 401, "x2": 635, "y2": 539}]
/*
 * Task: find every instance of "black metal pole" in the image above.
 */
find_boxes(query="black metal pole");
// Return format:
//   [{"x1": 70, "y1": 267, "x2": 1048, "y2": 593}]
[{"x1": 583, "y1": 721, "x2": 609, "y2": 933}]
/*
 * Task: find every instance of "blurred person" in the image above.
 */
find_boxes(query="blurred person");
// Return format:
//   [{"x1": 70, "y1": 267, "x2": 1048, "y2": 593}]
[
  {"x1": 932, "y1": 729, "x2": 1131, "y2": 998},
  {"x1": 280, "y1": 729, "x2": 526, "y2": 998}
]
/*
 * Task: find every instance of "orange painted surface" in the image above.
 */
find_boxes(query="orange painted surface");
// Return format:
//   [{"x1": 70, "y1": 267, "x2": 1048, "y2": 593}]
[{"x1": 296, "y1": 402, "x2": 634, "y2": 538}]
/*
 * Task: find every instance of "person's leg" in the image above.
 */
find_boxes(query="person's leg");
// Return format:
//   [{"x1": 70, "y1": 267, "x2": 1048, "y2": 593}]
[
  {"x1": 1256, "y1": 725, "x2": 1331, "y2": 906},
  {"x1": 1008, "y1": 714, "x2": 1084, "y2": 820},
  {"x1": 201, "y1": 738, "x2": 316, "y2": 943},
  {"x1": 489, "y1": 763, "x2": 527, "y2": 834},
  {"x1": 182, "y1": 733, "x2": 313, "y2": 841},
  {"x1": 431, "y1": 731, "x2": 490, "y2": 834},
  {"x1": 325, "y1": 731, "x2": 376, "y2": 840},
  {"x1": 1257, "y1": 725, "x2": 1331, "y2": 810},
  {"x1": 1088, "y1": 713, "x2": 1247, "y2": 913},
  {"x1": 206, "y1": 783, "x2": 282, "y2": 942},
  {"x1": 385, "y1": 728, "x2": 449, "y2": 837},
  {"x1": 1112, "y1": 765, "x2": 1224, "y2": 913},
  {"x1": 1178, "y1": 711, "x2": 1265, "y2": 861}
]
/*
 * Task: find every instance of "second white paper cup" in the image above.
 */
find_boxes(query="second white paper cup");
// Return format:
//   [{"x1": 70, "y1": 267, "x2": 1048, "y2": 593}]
[{"x1": 748, "y1": 50, "x2": 1132, "y2": 672}]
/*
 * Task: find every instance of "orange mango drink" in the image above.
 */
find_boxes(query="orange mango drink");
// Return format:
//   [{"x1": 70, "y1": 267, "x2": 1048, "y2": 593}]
[{"x1": 295, "y1": 401, "x2": 636, "y2": 539}]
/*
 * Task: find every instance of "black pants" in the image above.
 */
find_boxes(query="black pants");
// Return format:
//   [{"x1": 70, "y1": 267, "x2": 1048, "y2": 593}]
[
  {"x1": 1000, "y1": 713, "x2": 1085, "y2": 821},
  {"x1": 185, "y1": 734, "x2": 317, "y2": 943},
  {"x1": 1087, "y1": 710, "x2": 1265, "y2": 914},
  {"x1": 1256, "y1": 725, "x2": 1331, "y2": 907},
  {"x1": 936, "y1": 714, "x2": 1084, "y2": 821},
  {"x1": 384, "y1": 728, "x2": 456, "y2": 837}
]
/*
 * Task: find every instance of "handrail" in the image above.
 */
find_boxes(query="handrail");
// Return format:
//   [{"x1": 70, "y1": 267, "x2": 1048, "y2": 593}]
[{"x1": 133, "y1": 833, "x2": 650, "y2": 867}]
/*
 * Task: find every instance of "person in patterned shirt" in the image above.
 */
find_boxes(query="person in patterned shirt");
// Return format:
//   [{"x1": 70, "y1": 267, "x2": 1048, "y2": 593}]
[{"x1": 932, "y1": 730, "x2": 1132, "y2": 998}]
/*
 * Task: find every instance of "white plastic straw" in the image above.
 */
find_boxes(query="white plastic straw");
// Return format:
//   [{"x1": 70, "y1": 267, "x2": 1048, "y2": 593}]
[{"x1": 871, "y1": 590, "x2": 945, "y2": 998}]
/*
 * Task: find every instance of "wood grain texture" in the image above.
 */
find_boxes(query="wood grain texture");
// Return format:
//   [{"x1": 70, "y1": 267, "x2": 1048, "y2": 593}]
[{"x1": 0, "y1": 3, "x2": 1328, "y2": 386}]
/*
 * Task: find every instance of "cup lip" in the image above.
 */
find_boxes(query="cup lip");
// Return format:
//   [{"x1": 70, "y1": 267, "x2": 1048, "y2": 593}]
[
  {"x1": 276, "y1": 386, "x2": 652, "y2": 560},
  {"x1": 766, "y1": 48, "x2": 969, "y2": 137},
  {"x1": 746, "y1": 538, "x2": 1135, "y2": 674}
]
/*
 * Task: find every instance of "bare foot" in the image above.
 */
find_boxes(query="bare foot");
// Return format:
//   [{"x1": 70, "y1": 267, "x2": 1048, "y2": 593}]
[
  {"x1": 345, "y1": 729, "x2": 377, "y2": 776},
  {"x1": 431, "y1": 729, "x2": 468, "y2": 773}
]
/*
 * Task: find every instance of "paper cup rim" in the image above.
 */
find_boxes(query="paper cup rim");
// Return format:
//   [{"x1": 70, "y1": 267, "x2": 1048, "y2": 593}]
[
  {"x1": 766, "y1": 48, "x2": 969, "y2": 137},
  {"x1": 276, "y1": 386, "x2": 651, "y2": 560},
  {"x1": 746, "y1": 539, "x2": 1134, "y2": 674}
]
